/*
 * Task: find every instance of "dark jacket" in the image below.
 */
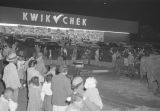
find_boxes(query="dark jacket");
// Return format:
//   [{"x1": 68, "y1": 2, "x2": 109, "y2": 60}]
[{"x1": 51, "y1": 74, "x2": 72, "y2": 106}]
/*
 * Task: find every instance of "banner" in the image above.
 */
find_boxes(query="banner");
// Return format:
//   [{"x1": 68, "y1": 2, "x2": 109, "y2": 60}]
[{"x1": 0, "y1": 6, "x2": 138, "y2": 33}]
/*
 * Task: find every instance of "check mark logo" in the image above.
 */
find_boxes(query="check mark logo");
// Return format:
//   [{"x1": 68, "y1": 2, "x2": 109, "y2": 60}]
[{"x1": 53, "y1": 14, "x2": 64, "y2": 24}]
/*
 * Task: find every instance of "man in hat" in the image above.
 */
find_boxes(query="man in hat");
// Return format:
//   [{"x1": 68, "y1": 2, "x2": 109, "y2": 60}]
[
  {"x1": 3, "y1": 53, "x2": 21, "y2": 102},
  {"x1": 51, "y1": 65, "x2": 72, "y2": 111}
]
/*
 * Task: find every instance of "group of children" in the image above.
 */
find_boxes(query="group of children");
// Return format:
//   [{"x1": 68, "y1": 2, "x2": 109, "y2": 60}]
[
  {"x1": 27, "y1": 65, "x2": 55, "y2": 111},
  {"x1": 0, "y1": 64, "x2": 103, "y2": 111}
]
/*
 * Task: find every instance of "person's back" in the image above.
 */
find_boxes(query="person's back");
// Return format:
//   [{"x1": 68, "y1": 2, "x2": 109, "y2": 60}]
[
  {"x1": 51, "y1": 74, "x2": 71, "y2": 106},
  {"x1": 51, "y1": 66, "x2": 73, "y2": 111}
]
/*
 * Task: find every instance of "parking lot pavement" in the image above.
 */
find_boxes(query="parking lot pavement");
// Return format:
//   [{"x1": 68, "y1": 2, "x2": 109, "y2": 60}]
[
  {"x1": 93, "y1": 72, "x2": 160, "y2": 110},
  {"x1": 17, "y1": 66, "x2": 160, "y2": 111}
]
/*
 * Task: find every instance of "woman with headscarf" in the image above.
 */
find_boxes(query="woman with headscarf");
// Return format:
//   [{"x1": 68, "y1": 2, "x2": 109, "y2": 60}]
[
  {"x1": 27, "y1": 60, "x2": 44, "y2": 84},
  {"x1": 66, "y1": 76, "x2": 103, "y2": 111}
]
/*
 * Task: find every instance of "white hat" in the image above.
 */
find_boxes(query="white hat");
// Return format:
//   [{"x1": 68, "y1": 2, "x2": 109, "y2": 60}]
[
  {"x1": 84, "y1": 77, "x2": 97, "y2": 89},
  {"x1": 6, "y1": 53, "x2": 18, "y2": 62},
  {"x1": 72, "y1": 76, "x2": 83, "y2": 87}
]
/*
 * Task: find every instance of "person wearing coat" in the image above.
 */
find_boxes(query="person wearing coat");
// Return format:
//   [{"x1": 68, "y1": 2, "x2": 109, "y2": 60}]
[{"x1": 51, "y1": 66, "x2": 73, "y2": 111}]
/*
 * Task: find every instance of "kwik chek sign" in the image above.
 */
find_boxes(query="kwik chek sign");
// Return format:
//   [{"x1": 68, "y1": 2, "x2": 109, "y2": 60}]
[
  {"x1": 0, "y1": 6, "x2": 139, "y2": 33},
  {"x1": 22, "y1": 12, "x2": 87, "y2": 26},
  {"x1": 0, "y1": 6, "x2": 87, "y2": 28}
]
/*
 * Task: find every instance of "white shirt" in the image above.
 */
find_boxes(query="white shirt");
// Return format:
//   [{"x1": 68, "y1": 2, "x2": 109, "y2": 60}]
[
  {"x1": 3, "y1": 63, "x2": 21, "y2": 89},
  {"x1": 41, "y1": 82, "x2": 52, "y2": 101}
]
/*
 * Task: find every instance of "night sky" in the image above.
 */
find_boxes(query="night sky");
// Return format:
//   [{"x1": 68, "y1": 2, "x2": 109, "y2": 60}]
[{"x1": 0, "y1": 0, "x2": 160, "y2": 32}]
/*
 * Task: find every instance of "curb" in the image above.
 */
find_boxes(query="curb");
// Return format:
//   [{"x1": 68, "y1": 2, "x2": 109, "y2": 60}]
[{"x1": 92, "y1": 70, "x2": 109, "y2": 73}]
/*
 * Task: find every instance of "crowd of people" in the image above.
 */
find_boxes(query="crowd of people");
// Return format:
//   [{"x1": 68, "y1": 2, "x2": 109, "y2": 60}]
[
  {"x1": 111, "y1": 46, "x2": 160, "y2": 95},
  {"x1": 111, "y1": 47, "x2": 147, "y2": 77},
  {"x1": 1, "y1": 34, "x2": 160, "y2": 111},
  {"x1": 0, "y1": 39, "x2": 103, "y2": 111}
]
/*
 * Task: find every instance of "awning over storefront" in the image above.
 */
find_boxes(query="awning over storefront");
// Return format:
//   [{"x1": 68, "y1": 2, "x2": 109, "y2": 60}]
[{"x1": 0, "y1": 6, "x2": 138, "y2": 34}]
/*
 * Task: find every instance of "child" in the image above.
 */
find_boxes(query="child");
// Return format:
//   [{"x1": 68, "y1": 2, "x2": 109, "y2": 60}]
[
  {"x1": 41, "y1": 73, "x2": 53, "y2": 111},
  {"x1": 27, "y1": 76, "x2": 42, "y2": 111},
  {"x1": 84, "y1": 77, "x2": 103, "y2": 110},
  {"x1": 0, "y1": 88, "x2": 18, "y2": 111}
]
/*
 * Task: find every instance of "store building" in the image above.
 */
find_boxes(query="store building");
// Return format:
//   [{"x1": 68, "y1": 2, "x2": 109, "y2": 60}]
[{"x1": 0, "y1": 6, "x2": 138, "y2": 43}]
